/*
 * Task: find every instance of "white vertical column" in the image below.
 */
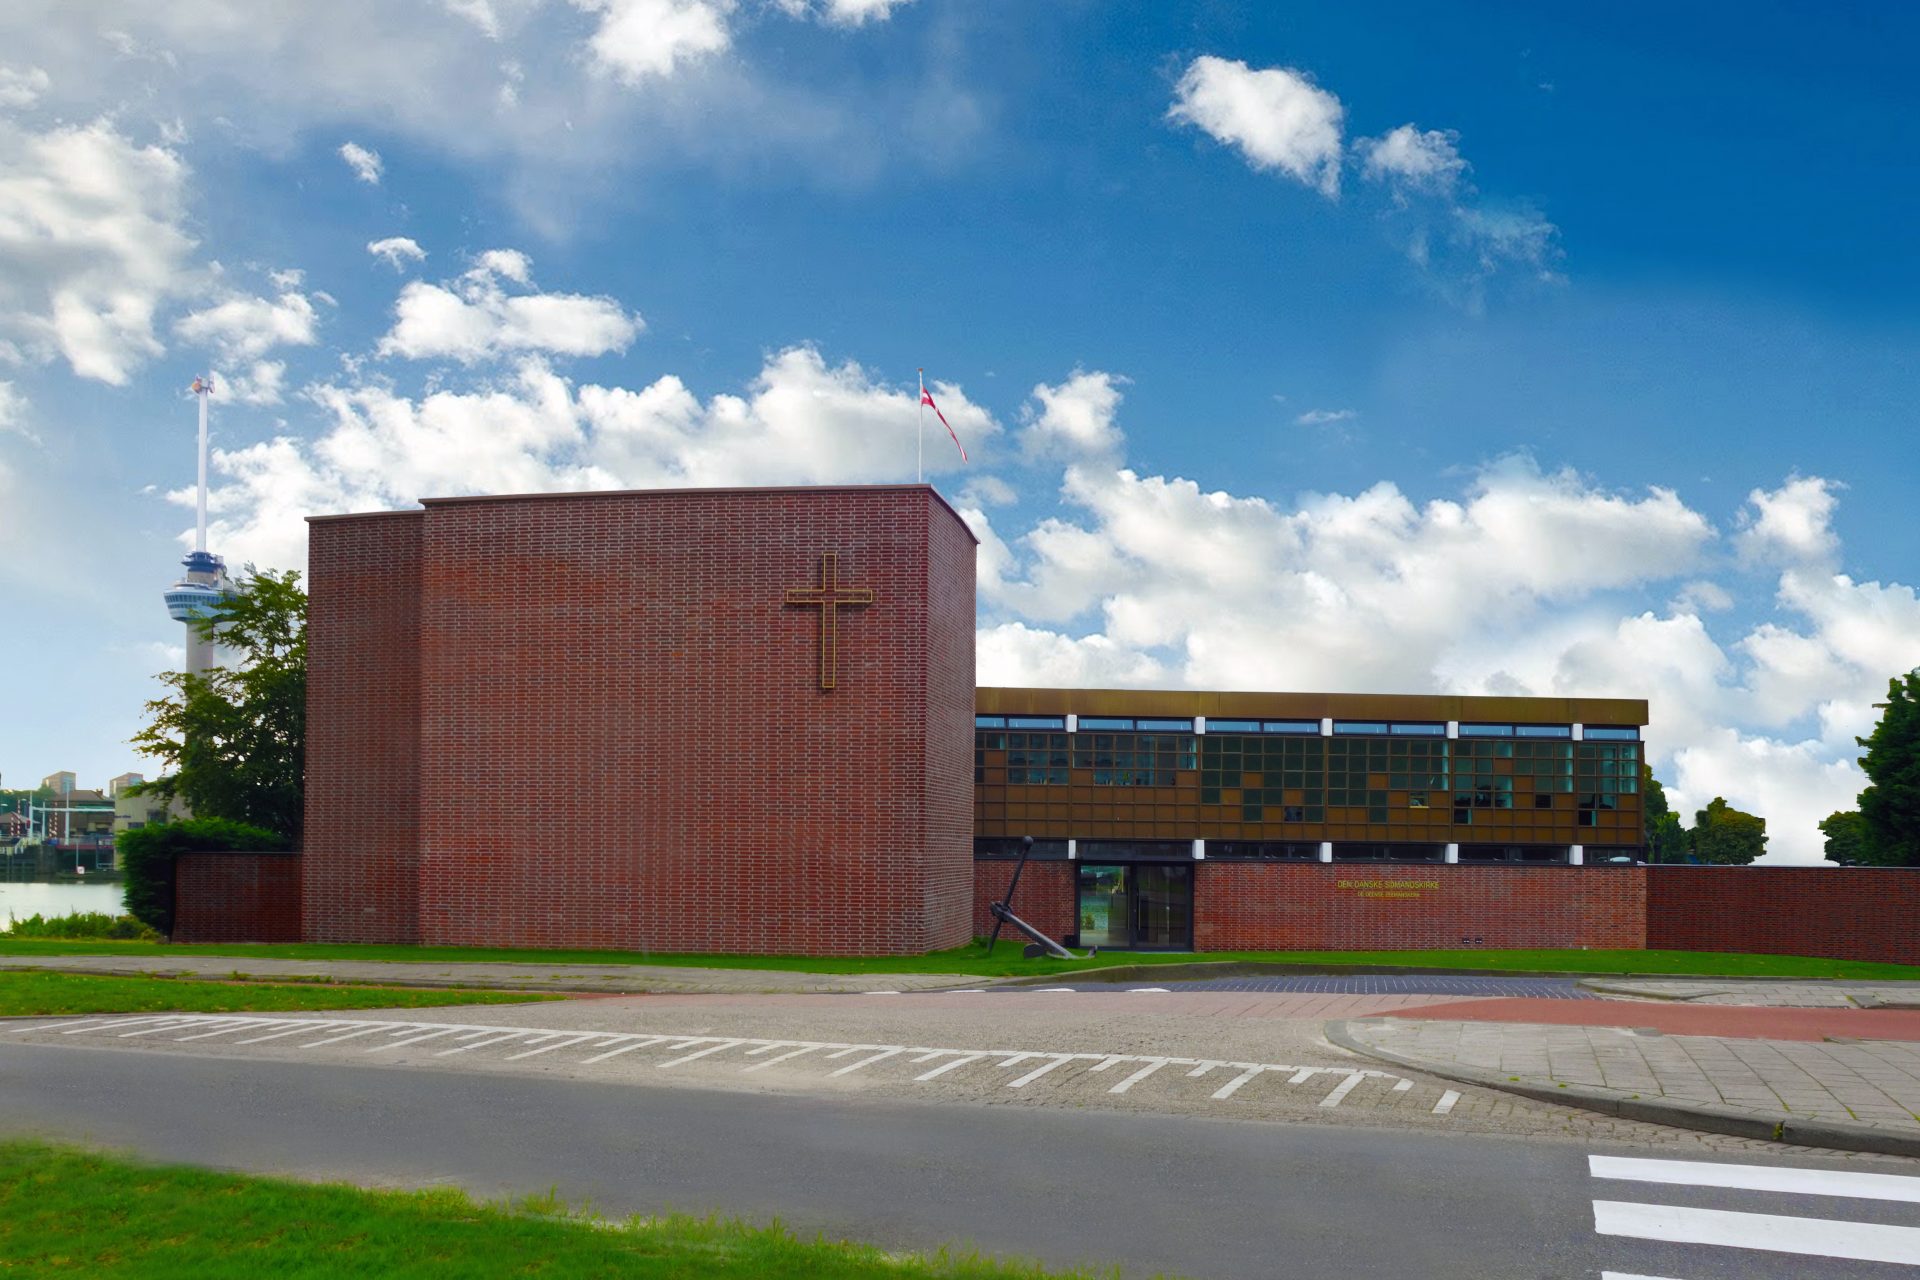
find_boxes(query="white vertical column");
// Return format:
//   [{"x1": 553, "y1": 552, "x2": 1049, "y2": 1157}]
[
  {"x1": 1320, "y1": 717, "x2": 1333, "y2": 736},
  {"x1": 1065, "y1": 714, "x2": 1078, "y2": 733},
  {"x1": 1446, "y1": 720, "x2": 1459, "y2": 740},
  {"x1": 1569, "y1": 845, "x2": 1585, "y2": 865},
  {"x1": 1192, "y1": 839, "x2": 1205, "y2": 861},
  {"x1": 1571, "y1": 722, "x2": 1585, "y2": 742},
  {"x1": 1066, "y1": 839, "x2": 1077, "y2": 861},
  {"x1": 1444, "y1": 842, "x2": 1460, "y2": 864},
  {"x1": 1317, "y1": 841, "x2": 1333, "y2": 863},
  {"x1": 1194, "y1": 715, "x2": 1207, "y2": 736}
]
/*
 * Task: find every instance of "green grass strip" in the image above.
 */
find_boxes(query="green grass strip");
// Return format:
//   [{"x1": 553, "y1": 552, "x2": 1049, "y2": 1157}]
[
  {"x1": 0, "y1": 971, "x2": 558, "y2": 1018},
  {"x1": 2, "y1": 937, "x2": 1917, "y2": 980},
  {"x1": 0, "y1": 1141, "x2": 1114, "y2": 1279}
]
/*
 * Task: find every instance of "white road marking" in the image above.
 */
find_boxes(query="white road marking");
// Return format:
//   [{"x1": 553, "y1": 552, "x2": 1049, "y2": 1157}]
[
  {"x1": 657, "y1": 1039, "x2": 745, "y2": 1069},
  {"x1": 862, "y1": 991, "x2": 900, "y2": 996},
  {"x1": 1589, "y1": 1155, "x2": 1920, "y2": 1205},
  {"x1": 1008, "y1": 1056, "x2": 1078, "y2": 1088},
  {"x1": 1109, "y1": 1059, "x2": 1168, "y2": 1094},
  {"x1": 1319, "y1": 1073, "x2": 1366, "y2": 1109},
  {"x1": 1128, "y1": 988, "x2": 1170, "y2": 994},
  {"x1": 944, "y1": 990, "x2": 986, "y2": 995},
  {"x1": 579, "y1": 1035, "x2": 670, "y2": 1065},
  {"x1": 1600, "y1": 1273, "x2": 1689, "y2": 1280},
  {"x1": 1032, "y1": 988, "x2": 1076, "y2": 993},
  {"x1": 296, "y1": 1027, "x2": 389, "y2": 1049},
  {"x1": 915, "y1": 1053, "x2": 983, "y2": 1081},
  {"x1": 1210, "y1": 1067, "x2": 1266, "y2": 1100},
  {"x1": 364, "y1": 1028, "x2": 462, "y2": 1052},
  {"x1": 17, "y1": 1016, "x2": 1443, "y2": 1119},
  {"x1": 741, "y1": 1045, "x2": 823, "y2": 1073},
  {"x1": 506, "y1": 1034, "x2": 606, "y2": 1062},
  {"x1": 828, "y1": 1048, "x2": 903, "y2": 1077},
  {"x1": 1593, "y1": 1200, "x2": 1920, "y2": 1266}
]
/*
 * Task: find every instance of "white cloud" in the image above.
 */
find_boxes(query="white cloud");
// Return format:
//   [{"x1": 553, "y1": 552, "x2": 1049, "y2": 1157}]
[
  {"x1": 376, "y1": 251, "x2": 642, "y2": 363},
  {"x1": 198, "y1": 345, "x2": 1000, "y2": 569},
  {"x1": 1295, "y1": 407, "x2": 1357, "y2": 426},
  {"x1": 0, "y1": 65, "x2": 50, "y2": 107},
  {"x1": 1167, "y1": 56, "x2": 1344, "y2": 197},
  {"x1": 978, "y1": 621, "x2": 1170, "y2": 689},
  {"x1": 0, "y1": 117, "x2": 198, "y2": 385},
  {"x1": 368, "y1": 236, "x2": 428, "y2": 270},
  {"x1": 1021, "y1": 371, "x2": 1125, "y2": 461},
  {"x1": 1358, "y1": 124, "x2": 1466, "y2": 196},
  {"x1": 0, "y1": 381, "x2": 24, "y2": 435},
  {"x1": 175, "y1": 291, "x2": 320, "y2": 362},
  {"x1": 338, "y1": 141, "x2": 383, "y2": 184},
  {"x1": 775, "y1": 0, "x2": 914, "y2": 24},
  {"x1": 220, "y1": 359, "x2": 289, "y2": 406},
  {"x1": 1738, "y1": 475, "x2": 1841, "y2": 567},
  {"x1": 571, "y1": 0, "x2": 733, "y2": 83}
]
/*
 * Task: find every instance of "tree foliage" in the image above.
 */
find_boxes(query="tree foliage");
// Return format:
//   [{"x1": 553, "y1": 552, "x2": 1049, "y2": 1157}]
[
  {"x1": 117, "y1": 817, "x2": 286, "y2": 935},
  {"x1": 1690, "y1": 796, "x2": 1768, "y2": 865},
  {"x1": 1819, "y1": 810, "x2": 1887, "y2": 866},
  {"x1": 1857, "y1": 671, "x2": 1920, "y2": 867},
  {"x1": 131, "y1": 568, "x2": 307, "y2": 842},
  {"x1": 1641, "y1": 765, "x2": 1689, "y2": 863}
]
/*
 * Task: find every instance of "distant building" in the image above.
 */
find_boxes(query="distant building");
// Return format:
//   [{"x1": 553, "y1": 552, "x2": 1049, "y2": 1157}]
[
  {"x1": 106, "y1": 772, "x2": 145, "y2": 799},
  {"x1": 114, "y1": 788, "x2": 183, "y2": 838},
  {"x1": 40, "y1": 771, "x2": 76, "y2": 795}
]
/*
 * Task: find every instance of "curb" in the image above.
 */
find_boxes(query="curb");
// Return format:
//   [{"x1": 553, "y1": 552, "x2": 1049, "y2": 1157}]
[
  {"x1": 1325, "y1": 1018, "x2": 1920, "y2": 1160},
  {"x1": 0, "y1": 961, "x2": 979, "y2": 998}
]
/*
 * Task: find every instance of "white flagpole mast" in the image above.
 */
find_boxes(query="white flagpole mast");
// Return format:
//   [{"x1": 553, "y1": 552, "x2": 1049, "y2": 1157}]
[
  {"x1": 195, "y1": 373, "x2": 210, "y2": 552},
  {"x1": 916, "y1": 368, "x2": 925, "y2": 484}
]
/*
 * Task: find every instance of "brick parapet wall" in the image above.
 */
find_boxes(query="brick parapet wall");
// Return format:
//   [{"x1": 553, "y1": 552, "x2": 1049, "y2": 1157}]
[
  {"x1": 174, "y1": 852, "x2": 302, "y2": 943},
  {"x1": 919, "y1": 501, "x2": 978, "y2": 951},
  {"x1": 304, "y1": 513, "x2": 422, "y2": 943},
  {"x1": 1647, "y1": 867, "x2": 1920, "y2": 965}
]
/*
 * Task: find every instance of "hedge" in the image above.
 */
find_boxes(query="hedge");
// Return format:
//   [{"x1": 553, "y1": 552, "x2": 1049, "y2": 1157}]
[{"x1": 116, "y1": 818, "x2": 286, "y2": 936}]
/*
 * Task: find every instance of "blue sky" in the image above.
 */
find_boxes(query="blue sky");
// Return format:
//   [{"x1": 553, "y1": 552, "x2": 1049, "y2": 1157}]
[{"x1": 1, "y1": 1, "x2": 1915, "y2": 860}]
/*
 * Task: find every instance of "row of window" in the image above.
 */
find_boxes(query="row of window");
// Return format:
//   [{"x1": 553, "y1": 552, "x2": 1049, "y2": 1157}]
[
  {"x1": 973, "y1": 838, "x2": 1642, "y2": 864},
  {"x1": 975, "y1": 715, "x2": 1640, "y2": 739}
]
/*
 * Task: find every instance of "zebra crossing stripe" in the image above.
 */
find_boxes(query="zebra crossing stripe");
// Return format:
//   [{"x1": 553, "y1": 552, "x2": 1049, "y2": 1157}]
[
  {"x1": 1593, "y1": 1201, "x2": 1920, "y2": 1266},
  {"x1": 1589, "y1": 1155, "x2": 1920, "y2": 1205}
]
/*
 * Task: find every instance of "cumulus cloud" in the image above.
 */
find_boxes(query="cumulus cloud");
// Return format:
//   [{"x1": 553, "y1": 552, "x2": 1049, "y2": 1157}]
[
  {"x1": 774, "y1": 0, "x2": 914, "y2": 24},
  {"x1": 175, "y1": 290, "x2": 321, "y2": 362},
  {"x1": 196, "y1": 345, "x2": 999, "y2": 568},
  {"x1": 1167, "y1": 56, "x2": 1344, "y2": 197},
  {"x1": 571, "y1": 0, "x2": 733, "y2": 83},
  {"x1": 1021, "y1": 371, "x2": 1126, "y2": 461},
  {"x1": 377, "y1": 251, "x2": 642, "y2": 362},
  {"x1": 1295, "y1": 407, "x2": 1357, "y2": 426},
  {"x1": 220, "y1": 359, "x2": 289, "y2": 406},
  {"x1": 0, "y1": 117, "x2": 197, "y2": 384},
  {"x1": 368, "y1": 236, "x2": 428, "y2": 270},
  {"x1": 338, "y1": 141, "x2": 383, "y2": 184},
  {"x1": 1738, "y1": 475, "x2": 1841, "y2": 567},
  {"x1": 0, "y1": 65, "x2": 50, "y2": 107},
  {"x1": 1358, "y1": 124, "x2": 1466, "y2": 197}
]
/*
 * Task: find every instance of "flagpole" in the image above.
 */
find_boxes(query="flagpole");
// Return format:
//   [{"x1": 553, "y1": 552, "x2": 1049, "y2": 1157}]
[{"x1": 916, "y1": 368, "x2": 925, "y2": 484}]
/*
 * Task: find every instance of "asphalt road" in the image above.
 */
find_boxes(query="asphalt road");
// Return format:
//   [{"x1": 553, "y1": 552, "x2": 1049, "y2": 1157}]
[{"x1": 6, "y1": 1041, "x2": 1918, "y2": 1279}]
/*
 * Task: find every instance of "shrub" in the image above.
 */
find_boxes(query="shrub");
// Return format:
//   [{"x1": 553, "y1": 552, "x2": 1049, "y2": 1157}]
[
  {"x1": 2, "y1": 912, "x2": 162, "y2": 941},
  {"x1": 117, "y1": 818, "x2": 286, "y2": 936}
]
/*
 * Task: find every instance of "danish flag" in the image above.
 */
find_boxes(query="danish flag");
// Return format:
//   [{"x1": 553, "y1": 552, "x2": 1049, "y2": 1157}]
[{"x1": 919, "y1": 371, "x2": 967, "y2": 463}]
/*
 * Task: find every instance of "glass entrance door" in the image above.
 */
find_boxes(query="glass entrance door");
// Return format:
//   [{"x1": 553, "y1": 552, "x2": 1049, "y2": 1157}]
[{"x1": 1075, "y1": 864, "x2": 1192, "y2": 950}]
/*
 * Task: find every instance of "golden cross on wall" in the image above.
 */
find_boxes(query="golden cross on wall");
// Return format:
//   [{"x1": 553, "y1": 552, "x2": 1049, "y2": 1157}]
[{"x1": 785, "y1": 553, "x2": 874, "y2": 690}]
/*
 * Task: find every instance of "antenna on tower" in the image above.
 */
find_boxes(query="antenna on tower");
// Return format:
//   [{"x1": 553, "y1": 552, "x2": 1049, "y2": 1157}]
[
  {"x1": 165, "y1": 373, "x2": 232, "y2": 676},
  {"x1": 189, "y1": 374, "x2": 213, "y2": 553}
]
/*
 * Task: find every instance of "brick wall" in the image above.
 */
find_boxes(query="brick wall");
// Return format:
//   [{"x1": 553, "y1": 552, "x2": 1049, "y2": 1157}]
[
  {"x1": 1647, "y1": 867, "x2": 1920, "y2": 965},
  {"x1": 304, "y1": 512, "x2": 423, "y2": 943},
  {"x1": 174, "y1": 852, "x2": 302, "y2": 943},
  {"x1": 972, "y1": 860, "x2": 1077, "y2": 941},
  {"x1": 969, "y1": 861, "x2": 1647, "y2": 951},
  {"x1": 303, "y1": 485, "x2": 979, "y2": 956}
]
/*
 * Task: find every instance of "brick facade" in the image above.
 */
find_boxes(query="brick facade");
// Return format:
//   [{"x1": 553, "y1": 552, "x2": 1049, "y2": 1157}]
[
  {"x1": 1647, "y1": 867, "x2": 1920, "y2": 966},
  {"x1": 173, "y1": 852, "x2": 302, "y2": 943},
  {"x1": 302, "y1": 485, "x2": 976, "y2": 955}
]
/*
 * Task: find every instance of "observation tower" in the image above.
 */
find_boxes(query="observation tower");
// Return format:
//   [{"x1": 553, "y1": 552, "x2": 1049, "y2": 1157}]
[{"x1": 163, "y1": 375, "x2": 233, "y2": 675}]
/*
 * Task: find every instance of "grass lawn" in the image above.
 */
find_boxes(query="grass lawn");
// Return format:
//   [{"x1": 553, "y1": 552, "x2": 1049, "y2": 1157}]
[
  {"x1": 2, "y1": 937, "x2": 1917, "y2": 980},
  {"x1": 0, "y1": 1141, "x2": 1107, "y2": 1279},
  {"x1": 0, "y1": 971, "x2": 559, "y2": 1018}
]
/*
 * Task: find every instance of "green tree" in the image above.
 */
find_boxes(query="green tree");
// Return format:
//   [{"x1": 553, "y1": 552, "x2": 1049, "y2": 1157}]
[
  {"x1": 1689, "y1": 796, "x2": 1767, "y2": 865},
  {"x1": 1857, "y1": 671, "x2": 1920, "y2": 867},
  {"x1": 1819, "y1": 810, "x2": 1887, "y2": 866},
  {"x1": 132, "y1": 568, "x2": 307, "y2": 842},
  {"x1": 1641, "y1": 765, "x2": 1689, "y2": 863}
]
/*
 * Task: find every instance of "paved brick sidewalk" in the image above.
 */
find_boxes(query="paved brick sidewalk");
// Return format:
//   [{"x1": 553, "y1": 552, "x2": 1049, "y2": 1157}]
[
  {"x1": 1330, "y1": 1015, "x2": 1920, "y2": 1157},
  {"x1": 1582, "y1": 977, "x2": 1920, "y2": 1008}
]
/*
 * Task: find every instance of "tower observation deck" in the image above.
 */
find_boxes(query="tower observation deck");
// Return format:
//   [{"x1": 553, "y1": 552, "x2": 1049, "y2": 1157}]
[{"x1": 164, "y1": 376, "x2": 233, "y2": 676}]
